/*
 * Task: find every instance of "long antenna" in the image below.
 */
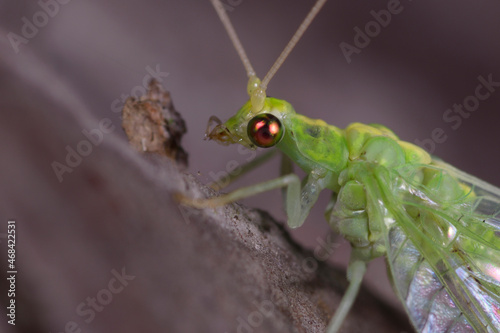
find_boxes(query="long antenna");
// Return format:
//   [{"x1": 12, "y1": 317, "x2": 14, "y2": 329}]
[
  {"x1": 210, "y1": 0, "x2": 328, "y2": 112},
  {"x1": 209, "y1": 0, "x2": 256, "y2": 78},
  {"x1": 261, "y1": 0, "x2": 328, "y2": 90}
]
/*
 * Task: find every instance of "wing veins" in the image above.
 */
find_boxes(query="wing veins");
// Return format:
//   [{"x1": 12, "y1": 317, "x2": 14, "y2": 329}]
[{"x1": 368, "y1": 167, "x2": 496, "y2": 332}]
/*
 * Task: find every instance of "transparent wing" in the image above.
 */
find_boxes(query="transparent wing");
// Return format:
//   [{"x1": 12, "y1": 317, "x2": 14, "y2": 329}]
[
  {"x1": 386, "y1": 225, "x2": 477, "y2": 332},
  {"x1": 368, "y1": 162, "x2": 500, "y2": 333},
  {"x1": 432, "y1": 159, "x2": 500, "y2": 229}
]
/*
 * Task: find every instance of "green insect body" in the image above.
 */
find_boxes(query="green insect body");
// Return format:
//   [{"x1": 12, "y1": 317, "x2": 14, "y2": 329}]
[
  {"x1": 185, "y1": 1, "x2": 500, "y2": 332},
  {"x1": 204, "y1": 94, "x2": 500, "y2": 331}
]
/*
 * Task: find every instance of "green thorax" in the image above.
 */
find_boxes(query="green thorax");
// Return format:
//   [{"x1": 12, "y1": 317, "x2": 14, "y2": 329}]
[{"x1": 223, "y1": 97, "x2": 432, "y2": 190}]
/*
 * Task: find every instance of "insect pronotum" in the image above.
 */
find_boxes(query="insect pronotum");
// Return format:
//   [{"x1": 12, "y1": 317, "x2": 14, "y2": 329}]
[{"x1": 180, "y1": 0, "x2": 500, "y2": 332}]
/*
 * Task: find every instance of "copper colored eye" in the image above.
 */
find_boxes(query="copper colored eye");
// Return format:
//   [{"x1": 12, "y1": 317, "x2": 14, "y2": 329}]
[{"x1": 247, "y1": 114, "x2": 284, "y2": 148}]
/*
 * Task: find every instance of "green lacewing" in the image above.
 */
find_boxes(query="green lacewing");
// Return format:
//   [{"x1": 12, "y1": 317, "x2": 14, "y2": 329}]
[{"x1": 182, "y1": 1, "x2": 500, "y2": 331}]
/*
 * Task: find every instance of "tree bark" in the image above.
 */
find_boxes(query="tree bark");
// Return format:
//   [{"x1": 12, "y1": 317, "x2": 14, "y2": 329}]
[{"x1": 0, "y1": 36, "x2": 412, "y2": 333}]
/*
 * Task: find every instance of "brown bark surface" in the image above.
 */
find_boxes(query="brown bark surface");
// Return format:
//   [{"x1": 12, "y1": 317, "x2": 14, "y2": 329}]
[{"x1": 0, "y1": 38, "x2": 412, "y2": 333}]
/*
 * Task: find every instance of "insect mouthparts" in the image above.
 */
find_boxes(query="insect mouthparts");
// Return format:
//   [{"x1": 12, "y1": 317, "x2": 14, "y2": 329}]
[{"x1": 205, "y1": 115, "x2": 236, "y2": 145}]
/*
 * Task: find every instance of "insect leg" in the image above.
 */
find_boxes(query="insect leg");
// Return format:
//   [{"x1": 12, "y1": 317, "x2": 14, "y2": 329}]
[
  {"x1": 284, "y1": 172, "x2": 324, "y2": 228},
  {"x1": 280, "y1": 153, "x2": 294, "y2": 208},
  {"x1": 178, "y1": 174, "x2": 299, "y2": 209},
  {"x1": 208, "y1": 149, "x2": 278, "y2": 190},
  {"x1": 326, "y1": 260, "x2": 367, "y2": 333},
  {"x1": 178, "y1": 170, "x2": 325, "y2": 229}
]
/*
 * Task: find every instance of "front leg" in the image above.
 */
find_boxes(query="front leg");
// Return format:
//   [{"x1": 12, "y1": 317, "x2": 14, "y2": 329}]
[
  {"x1": 208, "y1": 149, "x2": 278, "y2": 191},
  {"x1": 285, "y1": 170, "x2": 326, "y2": 228},
  {"x1": 177, "y1": 166, "x2": 328, "y2": 229}
]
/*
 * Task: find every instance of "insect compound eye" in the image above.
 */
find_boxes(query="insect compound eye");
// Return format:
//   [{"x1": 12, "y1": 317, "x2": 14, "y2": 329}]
[{"x1": 247, "y1": 113, "x2": 284, "y2": 148}]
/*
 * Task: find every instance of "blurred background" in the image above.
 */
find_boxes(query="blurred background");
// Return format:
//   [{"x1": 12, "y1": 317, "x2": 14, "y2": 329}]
[{"x1": 2, "y1": 0, "x2": 500, "y2": 324}]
